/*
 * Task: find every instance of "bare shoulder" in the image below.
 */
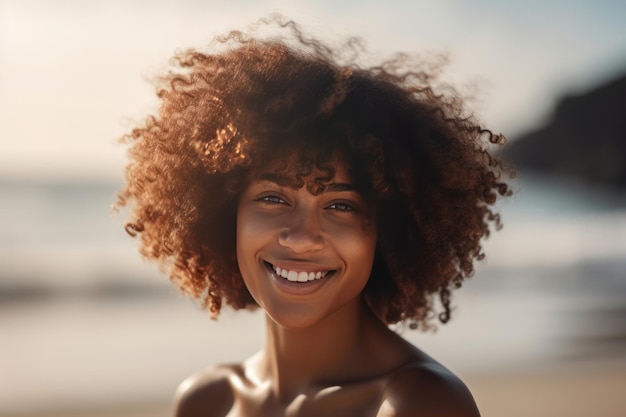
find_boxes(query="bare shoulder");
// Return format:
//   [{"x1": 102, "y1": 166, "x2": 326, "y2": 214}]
[
  {"x1": 172, "y1": 364, "x2": 236, "y2": 417},
  {"x1": 379, "y1": 361, "x2": 480, "y2": 417}
]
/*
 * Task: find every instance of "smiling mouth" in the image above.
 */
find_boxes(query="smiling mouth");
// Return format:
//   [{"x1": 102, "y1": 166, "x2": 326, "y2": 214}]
[{"x1": 264, "y1": 262, "x2": 334, "y2": 283}]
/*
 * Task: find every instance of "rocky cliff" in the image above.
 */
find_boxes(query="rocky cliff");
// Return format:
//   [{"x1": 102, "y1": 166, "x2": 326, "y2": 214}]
[{"x1": 502, "y1": 72, "x2": 626, "y2": 190}]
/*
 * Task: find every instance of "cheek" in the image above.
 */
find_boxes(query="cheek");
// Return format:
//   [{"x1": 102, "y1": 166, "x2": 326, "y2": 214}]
[
  {"x1": 236, "y1": 210, "x2": 257, "y2": 263},
  {"x1": 235, "y1": 208, "x2": 254, "y2": 272},
  {"x1": 346, "y1": 219, "x2": 376, "y2": 251},
  {"x1": 235, "y1": 208, "x2": 280, "y2": 284},
  {"x1": 236, "y1": 209, "x2": 263, "y2": 301},
  {"x1": 336, "y1": 221, "x2": 377, "y2": 277}
]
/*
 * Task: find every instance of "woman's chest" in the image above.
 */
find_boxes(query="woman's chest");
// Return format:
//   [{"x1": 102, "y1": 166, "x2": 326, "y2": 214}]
[{"x1": 226, "y1": 381, "x2": 387, "y2": 417}]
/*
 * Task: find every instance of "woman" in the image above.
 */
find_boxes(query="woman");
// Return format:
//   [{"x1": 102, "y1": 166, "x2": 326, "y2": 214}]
[{"x1": 117, "y1": 16, "x2": 511, "y2": 416}]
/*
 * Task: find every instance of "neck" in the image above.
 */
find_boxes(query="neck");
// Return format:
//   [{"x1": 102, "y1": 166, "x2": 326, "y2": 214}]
[{"x1": 255, "y1": 297, "x2": 383, "y2": 401}]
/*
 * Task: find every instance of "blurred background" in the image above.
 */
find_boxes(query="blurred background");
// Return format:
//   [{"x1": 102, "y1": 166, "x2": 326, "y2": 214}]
[{"x1": 1, "y1": 1, "x2": 625, "y2": 416}]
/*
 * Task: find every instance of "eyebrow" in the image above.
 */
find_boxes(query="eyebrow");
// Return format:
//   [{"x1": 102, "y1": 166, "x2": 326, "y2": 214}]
[
  {"x1": 325, "y1": 183, "x2": 357, "y2": 193},
  {"x1": 258, "y1": 173, "x2": 359, "y2": 193},
  {"x1": 258, "y1": 173, "x2": 294, "y2": 187}
]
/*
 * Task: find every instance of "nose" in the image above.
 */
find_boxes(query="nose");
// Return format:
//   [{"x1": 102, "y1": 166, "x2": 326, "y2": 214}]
[{"x1": 278, "y1": 209, "x2": 324, "y2": 254}]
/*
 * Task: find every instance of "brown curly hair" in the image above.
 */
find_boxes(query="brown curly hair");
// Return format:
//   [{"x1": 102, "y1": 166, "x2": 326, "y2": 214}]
[{"x1": 116, "y1": 15, "x2": 511, "y2": 330}]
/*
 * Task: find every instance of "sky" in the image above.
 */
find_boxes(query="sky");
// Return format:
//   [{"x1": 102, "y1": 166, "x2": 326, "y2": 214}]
[{"x1": 1, "y1": 0, "x2": 625, "y2": 182}]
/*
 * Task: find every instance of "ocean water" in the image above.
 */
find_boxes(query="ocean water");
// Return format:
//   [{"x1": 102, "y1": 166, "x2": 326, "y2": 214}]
[{"x1": 0, "y1": 175, "x2": 625, "y2": 414}]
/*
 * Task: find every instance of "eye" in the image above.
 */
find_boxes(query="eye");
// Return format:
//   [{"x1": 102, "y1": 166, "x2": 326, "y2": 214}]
[
  {"x1": 326, "y1": 202, "x2": 356, "y2": 213},
  {"x1": 257, "y1": 194, "x2": 287, "y2": 206}
]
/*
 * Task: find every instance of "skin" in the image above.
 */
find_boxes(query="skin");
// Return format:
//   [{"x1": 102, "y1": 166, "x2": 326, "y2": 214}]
[{"x1": 173, "y1": 161, "x2": 481, "y2": 417}]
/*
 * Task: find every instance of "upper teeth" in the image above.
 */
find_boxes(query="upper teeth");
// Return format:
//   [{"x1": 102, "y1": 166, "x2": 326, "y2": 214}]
[{"x1": 272, "y1": 265, "x2": 329, "y2": 282}]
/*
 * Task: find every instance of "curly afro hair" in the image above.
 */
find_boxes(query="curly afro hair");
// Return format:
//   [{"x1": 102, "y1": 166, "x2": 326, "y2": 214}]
[{"x1": 115, "y1": 15, "x2": 512, "y2": 330}]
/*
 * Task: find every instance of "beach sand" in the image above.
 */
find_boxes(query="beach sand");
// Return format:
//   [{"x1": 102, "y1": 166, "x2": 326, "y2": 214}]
[
  {"x1": 6, "y1": 366, "x2": 625, "y2": 417},
  {"x1": 468, "y1": 366, "x2": 626, "y2": 417}
]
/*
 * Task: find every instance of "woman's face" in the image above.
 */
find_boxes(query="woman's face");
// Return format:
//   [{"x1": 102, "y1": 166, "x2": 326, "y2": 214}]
[{"x1": 236, "y1": 160, "x2": 377, "y2": 329}]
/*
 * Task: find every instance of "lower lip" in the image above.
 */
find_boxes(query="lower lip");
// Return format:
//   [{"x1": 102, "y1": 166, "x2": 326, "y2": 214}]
[{"x1": 264, "y1": 263, "x2": 334, "y2": 296}]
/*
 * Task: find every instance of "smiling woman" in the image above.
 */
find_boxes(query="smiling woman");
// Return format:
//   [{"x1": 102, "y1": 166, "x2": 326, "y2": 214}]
[
  {"x1": 237, "y1": 161, "x2": 378, "y2": 329},
  {"x1": 115, "y1": 15, "x2": 511, "y2": 417}
]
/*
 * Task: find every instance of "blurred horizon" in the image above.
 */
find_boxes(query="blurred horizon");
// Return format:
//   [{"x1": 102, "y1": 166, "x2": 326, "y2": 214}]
[{"x1": 2, "y1": 0, "x2": 626, "y2": 181}]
